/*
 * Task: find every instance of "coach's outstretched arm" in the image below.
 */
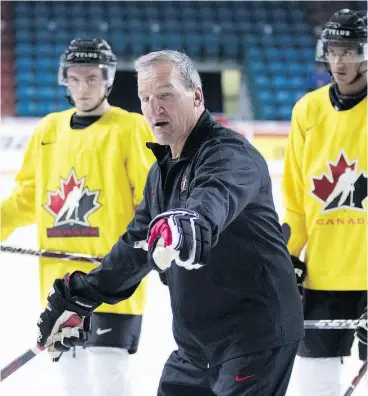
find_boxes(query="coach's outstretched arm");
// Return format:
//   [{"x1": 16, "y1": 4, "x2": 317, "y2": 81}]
[{"x1": 146, "y1": 141, "x2": 261, "y2": 271}]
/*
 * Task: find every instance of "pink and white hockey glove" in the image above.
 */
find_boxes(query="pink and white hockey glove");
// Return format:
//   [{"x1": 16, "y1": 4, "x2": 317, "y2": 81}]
[{"x1": 147, "y1": 209, "x2": 211, "y2": 271}]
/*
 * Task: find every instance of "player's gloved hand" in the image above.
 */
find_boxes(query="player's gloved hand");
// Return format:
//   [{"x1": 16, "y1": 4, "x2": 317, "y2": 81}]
[
  {"x1": 355, "y1": 309, "x2": 367, "y2": 345},
  {"x1": 147, "y1": 209, "x2": 211, "y2": 271},
  {"x1": 281, "y1": 223, "x2": 306, "y2": 299},
  {"x1": 36, "y1": 271, "x2": 100, "y2": 362},
  {"x1": 290, "y1": 255, "x2": 306, "y2": 298}
]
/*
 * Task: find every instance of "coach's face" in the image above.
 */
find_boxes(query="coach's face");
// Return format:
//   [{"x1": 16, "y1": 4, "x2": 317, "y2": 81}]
[{"x1": 137, "y1": 62, "x2": 203, "y2": 151}]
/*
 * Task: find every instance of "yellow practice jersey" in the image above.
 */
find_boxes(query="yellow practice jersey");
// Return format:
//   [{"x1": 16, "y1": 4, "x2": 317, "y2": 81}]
[
  {"x1": 282, "y1": 84, "x2": 367, "y2": 291},
  {"x1": 0, "y1": 106, "x2": 156, "y2": 314}
]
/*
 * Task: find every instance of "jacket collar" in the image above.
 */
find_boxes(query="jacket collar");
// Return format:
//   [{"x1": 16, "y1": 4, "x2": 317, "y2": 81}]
[{"x1": 146, "y1": 109, "x2": 215, "y2": 163}]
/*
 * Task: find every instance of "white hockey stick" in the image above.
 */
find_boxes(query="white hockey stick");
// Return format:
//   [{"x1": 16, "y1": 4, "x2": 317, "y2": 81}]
[
  {"x1": 304, "y1": 319, "x2": 363, "y2": 329},
  {"x1": 2, "y1": 319, "x2": 362, "y2": 381}
]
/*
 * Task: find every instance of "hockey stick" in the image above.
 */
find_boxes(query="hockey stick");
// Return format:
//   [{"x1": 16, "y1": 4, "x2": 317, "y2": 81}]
[
  {"x1": 0, "y1": 344, "x2": 45, "y2": 382},
  {"x1": 304, "y1": 319, "x2": 362, "y2": 329},
  {"x1": 0, "y1": 314, "x2": 82, "y2": 382},
  {"x1": 343, "y1": 360, "x2": 367, "y2": 396},
  {"x1": 0, "y1": 321, "x2": 364, "y2": 383},
  {"x1": 0, "y1": 245, "x2": 103, "y2": 264}
]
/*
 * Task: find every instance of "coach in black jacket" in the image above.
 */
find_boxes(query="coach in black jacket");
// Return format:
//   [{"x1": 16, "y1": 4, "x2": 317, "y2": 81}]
[{"x1": 37, "y1": 50, "x2": 304, "y2": 396}]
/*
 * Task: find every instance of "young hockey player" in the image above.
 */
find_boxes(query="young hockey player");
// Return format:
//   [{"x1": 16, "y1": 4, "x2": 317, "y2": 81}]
[
  {"x1": 282, "y1": 9, "x2": 367, "y2": 396},
  {"x1": 0, "y1": 39, "x2": 155, "y2": 396}
]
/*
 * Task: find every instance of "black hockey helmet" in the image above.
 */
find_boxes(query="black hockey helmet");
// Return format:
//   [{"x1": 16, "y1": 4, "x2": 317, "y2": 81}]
[
  {"x1": 58, "y1": 39, "x2": 117, "y2": 88},
  {"x1": 316, "y1": 9, "x2": 367, "y2": 63}
]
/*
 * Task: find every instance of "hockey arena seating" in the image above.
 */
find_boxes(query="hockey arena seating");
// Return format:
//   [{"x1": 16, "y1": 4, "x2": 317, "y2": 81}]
[{"x1": 5, "y1": 1, "x2": 364, "y2": 119}]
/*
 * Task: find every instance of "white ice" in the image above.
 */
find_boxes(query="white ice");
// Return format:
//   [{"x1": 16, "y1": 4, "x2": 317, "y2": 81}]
[{"x1": 0, "y1": 172, "x2": 366, "y2": 396}]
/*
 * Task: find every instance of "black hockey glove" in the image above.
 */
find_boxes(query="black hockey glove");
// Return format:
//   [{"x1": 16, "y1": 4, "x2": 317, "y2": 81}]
[
  {"x1": 147, "y1": 209, "x2": 211, "y2": 271},
  {"x1": 355, "y1": 309, "x2": 367, "y2": 345},
  {"x1": 290, "y1": 255, "x2": 306, "y2": 297},
  {"x1": 37, "y1": 271, "x2": 100, "y2": 362},
  {"x1": 281, "y1": 223, "x2": 306, "y2": 298}
]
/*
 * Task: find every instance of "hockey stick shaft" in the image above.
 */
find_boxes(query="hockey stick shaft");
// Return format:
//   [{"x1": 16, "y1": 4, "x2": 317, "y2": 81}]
[
  {"x1": 0, "y1": 245, "x2": 103, "y2": 264},
  {"x1": 0, "y1": 344, "x2": 45, "y2": 382},
  {"x1": 0, "y1": 321, "x2": 363, "y2": 382},
  {"x1": 343, "y1": 360, "x2": 367, "y2": 396},
  {"x1": 0, "y1": 314, "x2": 82, "y2": 382},
  {"x1": 304, "y1": 319, "x2": 362, "y2": 329}
]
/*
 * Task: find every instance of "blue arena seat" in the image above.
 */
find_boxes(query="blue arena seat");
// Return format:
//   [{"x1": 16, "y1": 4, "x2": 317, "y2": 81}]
[{"x1": 12, "y1": 0, "x2": 313, "y2": 120}]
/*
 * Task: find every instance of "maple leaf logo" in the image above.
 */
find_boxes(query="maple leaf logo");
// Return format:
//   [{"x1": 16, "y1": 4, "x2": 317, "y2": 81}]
[
  {"x1": 43, "y1": 169, "x2": 101, "y2": 227},
  {"x1": 311, "y1": 151, "x2": 367, "y2": 212}
]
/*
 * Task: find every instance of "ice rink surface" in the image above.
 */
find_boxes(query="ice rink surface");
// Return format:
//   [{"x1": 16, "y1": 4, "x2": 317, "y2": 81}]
[{"x1": 0, "y1": 172, "x2": 366, "y2": 396}]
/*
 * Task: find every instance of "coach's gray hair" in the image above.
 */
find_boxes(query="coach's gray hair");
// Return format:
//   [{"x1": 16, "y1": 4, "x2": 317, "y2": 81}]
[{"x1": 134, "y1": 50, "x2": 202, "y2": 90}]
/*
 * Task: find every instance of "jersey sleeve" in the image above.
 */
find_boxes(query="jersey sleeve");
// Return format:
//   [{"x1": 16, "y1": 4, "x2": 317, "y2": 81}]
[
  {"x1": 126, "y1": 113, "x2": 155, "y2": 207},
  {"x1": 0, "y1": 124, "x2": 40, "y2": 241},
  {"x1": 282, "y1": 100, "x2": 308, "y2": 257}
]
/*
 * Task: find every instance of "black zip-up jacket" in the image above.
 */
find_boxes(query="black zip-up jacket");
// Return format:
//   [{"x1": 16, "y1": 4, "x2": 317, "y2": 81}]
[{"x1": 78, "y1": 110, "x2": 304, "y2": 367}]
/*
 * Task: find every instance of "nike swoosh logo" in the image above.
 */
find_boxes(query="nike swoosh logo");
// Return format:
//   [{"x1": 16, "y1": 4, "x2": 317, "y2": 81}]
[
  {"x1": 305, "y1": 125, "x2": 317, "y2": 132},
  {"x1": 96, "y1": 328, "x2": 112, "y2": 336},
  {"x1": 41, "y1": 141, "x2": 55, "y2": 146},
  {"x1": 235, "y1": 375, "x2": 255, "y2": 383}
]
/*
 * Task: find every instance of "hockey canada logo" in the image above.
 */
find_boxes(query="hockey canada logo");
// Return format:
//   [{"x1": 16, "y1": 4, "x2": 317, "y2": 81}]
[
  {"x1": 43, "y1": 169, "x2": 101, "y2": 237},
  {"x1": 311, "y1": 151, "x2": 367, "y2": 213},
  {"x1": 180, "y1": 174, "x2": 188, "y2": 192}
]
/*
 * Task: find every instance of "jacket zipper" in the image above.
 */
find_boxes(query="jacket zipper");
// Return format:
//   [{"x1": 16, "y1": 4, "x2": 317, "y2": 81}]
[{"x1": 162, "y1": 160, "x2": 211, "y2": 368}]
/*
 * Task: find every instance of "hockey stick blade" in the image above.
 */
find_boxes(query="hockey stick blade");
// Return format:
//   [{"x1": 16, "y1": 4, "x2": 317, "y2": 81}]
[
  {"x1": 304, "y1": 319, "x2": 362, "y2": 329},
  {"x1": 0, "y1": 345, "x2": 45, "y2": 382},
  {"x1": 0, "y1": 245, "x2": 103, "y2": 264},
  {"x1": 343, "y1": 360, "x2": 367, "y2": 396}
]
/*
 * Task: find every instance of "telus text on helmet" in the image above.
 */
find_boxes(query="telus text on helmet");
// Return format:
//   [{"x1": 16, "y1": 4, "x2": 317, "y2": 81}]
[
  {"x1": 74, "y1": 52, "x2": 101, "y2": 58},
  {"x1": 66, "y1": 52, "x2": 102, "y2": 61},
  {"x1": 327, "y1": 29, "x2": 351, "y2": 36}
]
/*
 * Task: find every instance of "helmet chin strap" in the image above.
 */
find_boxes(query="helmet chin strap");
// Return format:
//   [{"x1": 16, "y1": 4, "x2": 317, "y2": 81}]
[
  {"x1": 348, "y1": 62, "x2": 367, "y2": 85},
  {"x1": 325, "y1": 62, "x2": 367, "y2": 86}
]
